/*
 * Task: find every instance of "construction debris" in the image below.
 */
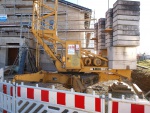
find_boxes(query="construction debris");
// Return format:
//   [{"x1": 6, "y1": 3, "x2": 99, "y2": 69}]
[{"x1": 109, "y1": 82, "x2": 134, "y2": 94}]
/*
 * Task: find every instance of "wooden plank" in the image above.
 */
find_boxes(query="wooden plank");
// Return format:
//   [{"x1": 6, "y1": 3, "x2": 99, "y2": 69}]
[{"x1": 133, "y1": 83, "x2": 143, "y2": 95}]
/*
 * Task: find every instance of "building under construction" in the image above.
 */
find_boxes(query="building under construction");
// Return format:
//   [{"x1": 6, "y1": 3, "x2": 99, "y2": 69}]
[{"x1": 0, "y1": 0, "x2": 95, "y2": 71}]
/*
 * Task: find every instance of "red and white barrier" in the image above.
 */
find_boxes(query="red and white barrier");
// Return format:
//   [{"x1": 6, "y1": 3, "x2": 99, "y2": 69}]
[
  {"x1": 108, "y1": 94, "x2": 150, "y2": 113},
  {"x1": 1, "y1": 80, "x2": 150, "y2": 113},
  {"x1": 0, "y1": 80, "x2": 15, "y2": 113},
  {"x1": 0, "y1": 81, "x2": 13, "y2": 96},
  {"x1": 16, "y1": 83, "x2": 105, "y2": 113}
]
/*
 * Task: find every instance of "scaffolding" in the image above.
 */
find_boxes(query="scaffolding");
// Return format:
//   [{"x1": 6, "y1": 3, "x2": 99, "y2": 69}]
[
  {"x1": 0, "y1": 0, "x2": 95, "y2": 44},
  {"x1": 0, "y1": 0, "x2": 95, "y2": 70}
]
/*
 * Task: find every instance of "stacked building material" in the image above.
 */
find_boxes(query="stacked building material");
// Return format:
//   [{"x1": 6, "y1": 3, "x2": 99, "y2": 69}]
[
  {"x1": 113, "y1": 0, "x2": 140, "y2": 46},
  {"x1": 94, "y1": 23, "x2": 98, "y2": 51},
  {"x1": 108, "y1": 0, "x2": 140, "y2": 69},
  {"x1": 97, "y1": 18, "x2": 106, "y2": 53},
  {"x1": 108, "y1": 47, "x2": 137, "y2": 69},
  {"x1": 105, "y1": 8, "x2": 113, "y2": 47}
]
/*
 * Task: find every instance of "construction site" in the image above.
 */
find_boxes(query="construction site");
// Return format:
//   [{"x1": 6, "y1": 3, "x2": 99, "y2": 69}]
[{"x1": 0, "y1": 0, "x2": 150, "y2": 113}]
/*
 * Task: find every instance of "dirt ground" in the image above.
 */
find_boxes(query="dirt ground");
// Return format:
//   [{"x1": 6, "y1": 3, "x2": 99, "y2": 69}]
[
  {"x1": 131, "y1": 68, "x2": 150, "y2": 97},
  {"x1": 130, "y1": 60, "x2": 150, "y2": 97}
]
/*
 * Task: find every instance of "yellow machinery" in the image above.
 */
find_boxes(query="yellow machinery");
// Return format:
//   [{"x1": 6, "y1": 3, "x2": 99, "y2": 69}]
[{"x1": 13, "y1": 0, "x2": 131, "y2": 92}]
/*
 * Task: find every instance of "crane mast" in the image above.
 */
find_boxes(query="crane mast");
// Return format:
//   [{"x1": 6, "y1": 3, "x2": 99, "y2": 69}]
[{"x1": 32, "y1": 0, "x2": 64, "y2": 71}]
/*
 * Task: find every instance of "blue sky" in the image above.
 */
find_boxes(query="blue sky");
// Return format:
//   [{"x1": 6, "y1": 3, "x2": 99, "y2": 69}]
[{"x1": 67, "y1": 0, "x2": 150, "y2": 54}]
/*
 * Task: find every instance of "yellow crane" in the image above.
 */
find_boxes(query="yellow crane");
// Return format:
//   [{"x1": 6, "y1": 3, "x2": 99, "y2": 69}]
[{"x1": 13, "y1": 0, "x2": 131, "y2": 92}]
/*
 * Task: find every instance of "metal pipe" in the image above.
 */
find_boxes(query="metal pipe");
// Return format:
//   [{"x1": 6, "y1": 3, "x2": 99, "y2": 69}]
[{"x1": 108, "y1": 0, "x2": 109, "y2": 9}]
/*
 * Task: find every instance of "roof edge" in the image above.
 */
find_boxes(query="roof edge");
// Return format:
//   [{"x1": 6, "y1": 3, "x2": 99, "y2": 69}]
[{"x1": 58, "y1": 0, "x2": 92, "y2": 12}]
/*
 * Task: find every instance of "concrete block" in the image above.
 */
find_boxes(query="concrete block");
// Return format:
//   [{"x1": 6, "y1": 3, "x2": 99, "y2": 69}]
[
  {"x1": 113, "y1": 10, "x2": 140, "y2": 17},
  {"x1": 105, "y1": 43, "x2": 113, "y2": 47},
  {"x1": 99, "y1": 46, "x2": 106, "y2": 49},
  {"x1": 106, "y1": 32, "x2": 113, "y2": 35},
  {"x1": 98, "y1": 18, "x2": 106, "y2": 22},
  {"x1": 106, "y1": 8, "x2": 113, "y2": 18},
  {"x1": 105, "y1": 25, "x2": 113, "y2": 29},
  {"x1": 113, "y1": 15, "x2": 140, "y2": 22},
  {"x1": 106, "y1": 38, "x2": 113, "y2": 43},
  {"x1": 106, "y1": 17, "x2": 113, "y2": 21},
  {"x1": 98, "y1": 33, "x2": 105, "y2": 38},
  {"x1": 98, "y1": 46, "x2": 106, "y2": 49},
  {"x1": 106, "y1": 12, "x2": 113, "y2": 16},
  {"x1": 105, "y1": 21, "x2": 113, "y2": 26},
  {"x1": 105, "y1": 35, "x2": 113, "y2": 40},
  {"x1": 113, "y1": 40, "x2": 140, "y2": 46},
  {"x1": 113, "y1": 25, "x2": 139, "y2": 31},
  {"x1": 98, "y1": 39, "x2": 105, "y2": 43},
  {"x1": 98, "y1": 36, "x2": 105, "y2": 40},
  {"x1": 98, "y1": 29, "x2": 105, "y2": 34},
  {"x1": 98, "y1": 42, "x2": 105, "y2": 46},
  {"x1": 113, "y1": 5, "x2": 140, "y2": 12},
  {"x1": 98, "y1": 28, "x2": 105, "y2": 32},
  {"x1": 108, "y1": 60, "x2": 137, "y2": 69},
  {"x1": 113, "y1": 30, "x2": 140, "y2": 36},
  {"x1": 106, "y1": 18, "x2": 113, "y2": 25},
  {"x1": 106, "y1": 13, "x2": 113, "y2": 18},
  {"x1": 105, "y1": 22, "x2": 113, "y2": 28},
  {"x1": 107, "y1": 47, "x2": 137, "y2": 61},
  {"x1": 113, "y1": 20, "x2": 139, "y2": 26},
  {"x1": 105, "y1": 41, "x2": 113, "y2": 47},
  {"x1": 106, "y1": 19, "x2": 113, "y2": 24},
  {"x1": 113, "y1": 0, "x2": 140, "y2": 8},
  {"x1": 98, "y1": 33, "x2": 105, "y2": 37},
  {"x1": 98, "y1": 20, "x2": 105, "y2": 25},
  {"x1": 113, "y1": 35, "x2": 140, "y2": 41},
  {"x1": 98, "y1": 24, "x2": 105, "y2": 29}
]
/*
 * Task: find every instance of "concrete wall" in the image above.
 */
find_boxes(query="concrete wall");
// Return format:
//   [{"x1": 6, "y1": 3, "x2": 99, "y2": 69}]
[{"x1": 0, "y1": 37, "x2": 24, "y2": 68}]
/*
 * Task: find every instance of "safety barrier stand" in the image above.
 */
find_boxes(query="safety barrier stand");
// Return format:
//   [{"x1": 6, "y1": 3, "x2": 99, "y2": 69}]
[
  {"x1": 108, "y1": 93, "x2": 150, "y2": 113},
  {"x1": 0, "y1": 80, "x2": 15, "y2": 113},
  {"x1": 1, "y1": 79, "x2": 150, "y2": 113}
]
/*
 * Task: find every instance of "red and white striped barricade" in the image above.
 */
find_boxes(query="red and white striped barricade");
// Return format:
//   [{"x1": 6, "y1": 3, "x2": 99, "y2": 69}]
[
  {"x1": 108, "y1": 94, "x2": 150, "y2": 113},
  {"x1": 0, "y1": 80, "x2": 15, "y2": 113},
  {"x1": 16, "y1": 82, "x2": 105, "y2": 113}
]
